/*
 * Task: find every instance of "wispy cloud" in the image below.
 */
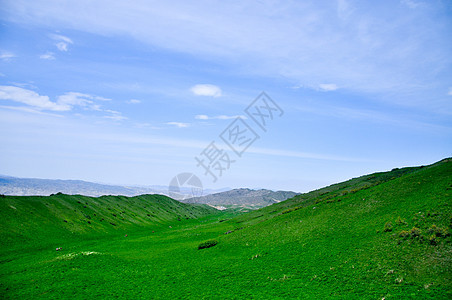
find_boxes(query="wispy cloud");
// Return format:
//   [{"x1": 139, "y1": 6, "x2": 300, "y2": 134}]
[
  {"x1": 0, "y1": 51, "x2": 15, "y2": 61},
  {"x1": 448, "y1": 87, "x2": 452, "y2": 96},
  {"x1": 57, "y1": 92, "x2": 100, "y2": 110},
  {"x1": 190, "y1": 84, "x2": 222, "y2": 97},
  {"x1": 126, "y1": 99, "x2": 141, "y2": 104},
  {"x1": 195, "y1": 114, "x2": 246, "y2": 120},
  {"x1": 3, "y1": 0, "x2": 447, "y2": 111},
  {"x1": 50, "y1": 33, "x2": 73, "y2": 52},
  {"x1": 247, "y1": 146, "x2": 372, "y2": 163},
  {"x1": 104, "y1": 110, "x2": 127, "y2": 121},
  {"x1": 295, "y1": 102, "x2": 452, "y2": 133},
  {"x1": 166, "y1": 122, "x2": 189, "y2": 128},
  {"x1": 0, "y1": 86, "x2": 113, "y2": 113},
  {"x1": 0, "y1": 85, "x2": 68, "y2": 111},
  {"x1": 0, "y1": 105, "x2": 64, "y2": 117},
  {"x1": 39, "y1": 52, "x2": 55, "y2": 60}
]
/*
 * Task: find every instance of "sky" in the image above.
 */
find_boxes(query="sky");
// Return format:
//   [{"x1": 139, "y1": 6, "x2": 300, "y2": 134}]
[{"x1": 0, "y1": 0, "x2": 451, "y2": 193}]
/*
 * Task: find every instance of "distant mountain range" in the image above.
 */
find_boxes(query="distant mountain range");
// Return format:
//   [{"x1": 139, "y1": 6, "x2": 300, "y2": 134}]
[
  {"x1": 0, "y1": 175, "x2": 227, "y2": 199},
  {"x1": 0, "y1": 175, "x2": 298, "y2": 208},
  {"x1": 183, "y1": 188, "x2": 299, "y2": 208}
]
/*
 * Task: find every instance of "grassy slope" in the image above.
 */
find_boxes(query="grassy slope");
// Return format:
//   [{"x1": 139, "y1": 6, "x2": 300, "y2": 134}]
[
  {"x1": 0, "y1": 159, "x2": 451, "y2": 299},
  {"x1": 0, "y1": 193, "x2": 219, "y2": 248}
]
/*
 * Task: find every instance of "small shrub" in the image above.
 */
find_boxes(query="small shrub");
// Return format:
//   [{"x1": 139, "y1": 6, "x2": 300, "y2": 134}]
[
  {"x1": 398, "y1": 230, "x2": 410, "y2": 238},
  {"x1": 384, "y1": 222, "x2": 393, "y2": 232},
  {"x1": 395, "y1": 216, "x2": 407, "y2": 225},
  {"x1": 198, "y1": 240, "x2": 218, "y2": 250},
  {"x1": 410, "y1": 227, "x2": 421, "y2": 238},
  {"x1": 427, "y1": 225, "x2": 449, "y2": 237},
  {"x1": 395, "y1": 277, "x2": 403, "y2": 284},
  {"x1": 429, "y1": 234, "x2": 437, "y2": 245}
]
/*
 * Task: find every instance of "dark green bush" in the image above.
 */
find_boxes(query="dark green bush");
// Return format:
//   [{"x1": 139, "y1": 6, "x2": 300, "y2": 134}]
[
  {"x1": 410, "y1": 227, "x2": 421, "y2": 238},
  {"x1": 395, "y1": 216, "x2": 407, "y2": 225},
  {"x1": 384, "y1": 222, "x2": 393, "y2": 232},
  {"x1": 198, "y1": 240, "x2": 218, "y2": 250},
  {"x1": 398, "y1": 230, "x2": 410, "y2": 238},
  {"x1": 427, "y1": 225, "x2": 449, "y2": 237}
]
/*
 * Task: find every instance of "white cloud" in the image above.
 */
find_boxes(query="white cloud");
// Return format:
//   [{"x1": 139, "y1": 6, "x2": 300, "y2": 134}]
[
  {"x1": 0, "y1": 85, "x2": 113, "y2": 112},
  {"x1": 9, "y1": 82, "x2": 37, "y2": 90},
  {"x1": 190, "y1": 84, "x2": 222, "y2": 97},
  {"x1": 0, "y1": 52, "x2": 15, "y2": 61},
  {"x1": 50, "y1": 34, "x2": 73, "y2": 44},
  {"x1": 2, "y1": 1, "x2": 451, "y2": 112},
  {"x1": 166, "y1": 122, "x2": 189, "y2": 128},
  {"x1": 195, "y1": 114, "x2": 209, "y2": 120},
  {"x1": 50, "y1": 34, "x2": 73, "y2": 52},
  {"x1": 0, "y1": 104, "x2": 64, "y2": 117},
  {"x1": 56, "y1": 42, "x2": 69, "y2": 52},
  {"x1": 57, "y1": 92, "x2": 94, "y2": 109},
  {"x1": 39, "y1": 52, "x2": 55, "y2": 60},
  {"x1": 104, "y1": 110, "x2": 127, "y2": 121},
  {"x1": 195, "y1": 114, "x2": 246, "y2": 120},
  {"x1": 0, "y1": 85, "x2": 69, "y2": 111},
  {"x1": 127, "y1": 99, "x2": 141, "y2": 104},
  {"x1": 94, "y1": 96, "x2": 111, "y2": 101},
  {"x1": 318, "y1": 84, "x2": 338, "y2": 91}
]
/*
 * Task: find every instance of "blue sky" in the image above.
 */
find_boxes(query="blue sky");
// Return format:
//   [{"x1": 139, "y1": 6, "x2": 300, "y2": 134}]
[{"x1": 0, "y1": 0, "x2": 451, "y2": 192}]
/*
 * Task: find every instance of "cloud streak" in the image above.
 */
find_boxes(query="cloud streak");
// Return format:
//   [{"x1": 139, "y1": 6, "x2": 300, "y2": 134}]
[
  {"x1": 39, "y1": 52, "x2": 55, "y2": 60},
  {"x1": 195, "y1": 114, "x2": 246, "y2": 120},
  {"x1": 166, "y1": 122, "x2": 189, "y2": 128},
  {"x1": 0, "y1": 51, "x2": 15, "y2": 61}
]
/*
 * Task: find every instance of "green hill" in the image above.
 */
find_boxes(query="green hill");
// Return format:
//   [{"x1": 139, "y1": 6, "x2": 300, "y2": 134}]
[
  {"x1": 0, "y1": 159, "x2": 451, "y2": 299},
  {"x1": 0, "y1": 193, "x2": 219, "y2": 247}
]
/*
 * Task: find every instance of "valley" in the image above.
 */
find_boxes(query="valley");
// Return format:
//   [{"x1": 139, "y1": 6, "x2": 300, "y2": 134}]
[{"x1": 0, "y1": 159, "x2": 451, "y2": 299}]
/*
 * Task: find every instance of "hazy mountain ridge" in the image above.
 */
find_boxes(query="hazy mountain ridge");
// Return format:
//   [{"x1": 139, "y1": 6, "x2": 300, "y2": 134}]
[
  {"x1": 184, "y1": 188, "x2": 299, "y2": 208},
  {"x1": 0, "y1": 175, "x2": 229, "y2": 198},
  {"x1": 0, "y1": 176, "x2": 158, "y2": 197}
]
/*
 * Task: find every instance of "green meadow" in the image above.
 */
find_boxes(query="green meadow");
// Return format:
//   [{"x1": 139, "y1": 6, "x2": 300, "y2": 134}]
[{"x1": 1, "y1": 159, "x2": 451, "y2": 299}]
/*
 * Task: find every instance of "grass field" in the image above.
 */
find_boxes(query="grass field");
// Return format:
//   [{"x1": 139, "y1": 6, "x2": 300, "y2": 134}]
[{"x1": 1, "y1": 159, "x2": 451, "y2": 299}]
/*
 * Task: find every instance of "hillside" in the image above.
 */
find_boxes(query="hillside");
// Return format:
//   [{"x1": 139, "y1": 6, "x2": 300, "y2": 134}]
[
  {"x1": 0, "y1": 158, "x2": 451, "y2": 299},
  {"x1": 184, "y1": 188, "x2": 299, "y2": 209},
  {"x1": 0, "y1": 193, "x2": 219, "y2": 246}
]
